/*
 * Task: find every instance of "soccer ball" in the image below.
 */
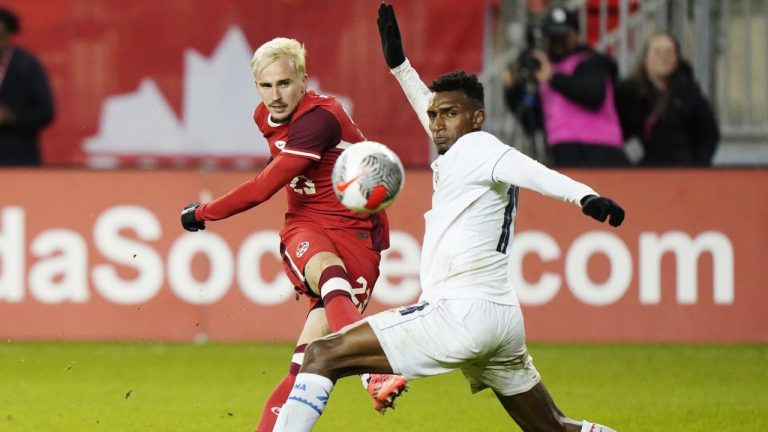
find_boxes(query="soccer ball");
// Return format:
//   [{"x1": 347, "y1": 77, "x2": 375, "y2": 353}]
[{"x1": 332, "y1": 141, "x2": 405, "y2": 214}]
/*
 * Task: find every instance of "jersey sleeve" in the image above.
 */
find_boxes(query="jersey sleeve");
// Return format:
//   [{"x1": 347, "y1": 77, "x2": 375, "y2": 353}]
[
  {"x1": 491, "y1": 142, "x2": 597, "y2": 206},
  {"x1": 457, "y1": 132, "x2": 596, "y2": 206},
  {"x1": 390, "y1": 58, "x2": 432, "y2": 137},
  {"x1": 282, "y1": 107, "x2": 342, "y2": 161},
  {"x1": 195, "y1": 154, "x2": 313, "y2": 221}
]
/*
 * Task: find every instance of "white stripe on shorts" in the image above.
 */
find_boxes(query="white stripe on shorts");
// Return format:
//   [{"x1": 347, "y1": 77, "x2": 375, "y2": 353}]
[{"x1": 283, "y1": 250, "x2": 305, "y2": 282}]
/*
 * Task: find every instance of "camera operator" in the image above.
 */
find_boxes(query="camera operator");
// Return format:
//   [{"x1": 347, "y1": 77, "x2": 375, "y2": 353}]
[{"x1": 504, "y1": 7, "x2": 629, "y2": 167}]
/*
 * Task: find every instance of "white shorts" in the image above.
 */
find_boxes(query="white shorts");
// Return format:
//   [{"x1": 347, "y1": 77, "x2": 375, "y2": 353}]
[{"x1": 366, "y1": 298, "x2": 541, "y2": 396}]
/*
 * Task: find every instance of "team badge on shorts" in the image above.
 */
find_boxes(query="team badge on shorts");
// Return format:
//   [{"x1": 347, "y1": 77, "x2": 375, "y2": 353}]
[{"x1": 296, "y1": 241, "x2": 310, "y2": 258}]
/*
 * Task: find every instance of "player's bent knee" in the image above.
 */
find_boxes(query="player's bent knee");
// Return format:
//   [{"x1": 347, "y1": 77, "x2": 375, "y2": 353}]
[
  {"x1": 306, "y1": 252, "x2": 344, "y2": 277},
  {"x1": 304, "y1": 252, "x2": 345, "y2": 294}
]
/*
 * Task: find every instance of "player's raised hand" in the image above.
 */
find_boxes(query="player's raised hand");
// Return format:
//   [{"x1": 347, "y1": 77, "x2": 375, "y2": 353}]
[
  {"x1": 580, "y1": 195, "x2": 625, "y2": 227},
  {"x1": 377, "y1": 3, "x2": 406, "y2": 69},
  {"x1": 181, "y1": 202, "x2": 205, "y2": 232}
]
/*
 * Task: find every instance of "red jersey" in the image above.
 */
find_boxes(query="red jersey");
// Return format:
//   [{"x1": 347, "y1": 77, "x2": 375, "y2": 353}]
[{"x1": 253, "y1": 91, "x2": 389, "y2": 251}]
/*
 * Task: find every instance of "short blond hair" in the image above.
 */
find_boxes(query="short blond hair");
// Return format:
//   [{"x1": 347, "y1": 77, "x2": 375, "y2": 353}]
[{"x1": 251, "y1": 37, "x2": 306, "y2": 77}]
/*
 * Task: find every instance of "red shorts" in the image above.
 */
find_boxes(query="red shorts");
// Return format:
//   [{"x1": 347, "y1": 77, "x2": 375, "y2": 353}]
[{"x1": 279, "y1": 223, "x2": 381, "y2": 312}]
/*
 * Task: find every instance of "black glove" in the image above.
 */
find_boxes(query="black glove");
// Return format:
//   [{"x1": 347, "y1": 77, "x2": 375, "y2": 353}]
[
  {"x1": 181, "y1": 203, "x2": 205, "y2": 232},
  {"x1": 377, "y1": 3, "x2": 406, "y2": 69},
  {"x1": 580, "y1": 195, "x2": 625, "y2": 227}
]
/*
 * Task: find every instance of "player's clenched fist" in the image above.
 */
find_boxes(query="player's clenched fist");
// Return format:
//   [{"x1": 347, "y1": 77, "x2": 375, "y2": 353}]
[
  {"x1": 580, "y1": 195, "x2": 625, "y2": 227},
  {"x1": 181, "y1": 202, "x2": 205, "y2": 231}
]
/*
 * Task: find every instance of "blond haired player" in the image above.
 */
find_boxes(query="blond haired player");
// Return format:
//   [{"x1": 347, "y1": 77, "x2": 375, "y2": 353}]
[{"x1": 180, "y1": 37, "x2": 406, "y2": 431}]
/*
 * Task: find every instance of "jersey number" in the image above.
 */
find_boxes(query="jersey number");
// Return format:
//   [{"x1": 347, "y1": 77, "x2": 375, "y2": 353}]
[
  {"x1": 290, "y1": 176, "x2": 316, "y2": 195},
  {"x1": 351, "y1": 276, "x2": 372, "y2": 312}
]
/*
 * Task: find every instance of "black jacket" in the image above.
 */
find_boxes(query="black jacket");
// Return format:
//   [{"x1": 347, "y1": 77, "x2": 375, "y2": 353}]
[
  {"x1": 616, "y1": 63, "x2": 719, "y2": 167},
  {"x1": 0, "y1": 46, "x2": 55, "y2": 166}
]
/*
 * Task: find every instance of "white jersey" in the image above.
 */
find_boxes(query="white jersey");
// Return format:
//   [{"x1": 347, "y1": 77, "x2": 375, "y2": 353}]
[{"x1": 391, "y1": 60, "x2": 597, "y2": 305}]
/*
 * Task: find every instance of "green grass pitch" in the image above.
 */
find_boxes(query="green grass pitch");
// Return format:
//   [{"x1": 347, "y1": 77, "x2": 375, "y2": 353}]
[{"x1": 1, "y1": 342, "x2": 766, "y2": 431}]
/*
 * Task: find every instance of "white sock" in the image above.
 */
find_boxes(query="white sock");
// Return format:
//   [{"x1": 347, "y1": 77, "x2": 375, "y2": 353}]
[
  {"x1": 360, "y1": 373, "x2": 371, "y2": 389},
  {"x1": 581, "y1": 420, "x2": 616, "y2": 432},
  {"x1": 273, "y1": 373, "x2": 334, "y2": 432}
]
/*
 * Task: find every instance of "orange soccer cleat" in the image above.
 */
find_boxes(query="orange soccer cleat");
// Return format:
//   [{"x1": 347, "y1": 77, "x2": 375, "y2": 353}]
[{"x1": 367, "y1": 374, "x2": 408, "y2": 413}]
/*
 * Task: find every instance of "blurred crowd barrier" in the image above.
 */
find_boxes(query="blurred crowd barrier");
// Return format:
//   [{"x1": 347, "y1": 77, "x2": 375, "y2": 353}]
[{"x1": 0, "y1": 169, "x2": 765, "y2": 343}]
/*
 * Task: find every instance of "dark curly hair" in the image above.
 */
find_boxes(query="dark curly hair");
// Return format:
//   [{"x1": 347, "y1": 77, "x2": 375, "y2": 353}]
[
  {"x1": 0, "y1": 8, "x2": 19, "y2": 35},
  {"x1": 428, "y1": 71, "x2": 484, "y2": 108}
]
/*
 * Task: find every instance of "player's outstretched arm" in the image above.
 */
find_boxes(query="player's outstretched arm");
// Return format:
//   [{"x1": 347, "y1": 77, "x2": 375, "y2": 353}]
[
  {"x1": 487, "y1": 137, "x2": 625, "y2": 227},
  {"x1": 179, "y1": 155, "x2": 312, "y2": 230},
  {"x1": 378, "y1": 3, "x2": 432, "y2": 137},
  {"x1": 492, "y1": 143, "x2": 595, "y2": 204}
]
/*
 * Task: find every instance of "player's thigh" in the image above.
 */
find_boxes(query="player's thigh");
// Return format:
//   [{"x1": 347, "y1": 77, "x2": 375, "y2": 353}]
[
  {"x1": 280, "y1": 224, "x2": 341, "y2": 297},
  {"x1": 365, "y1": 300, "x2": 490, "y2": 380},
  {"x1": 460, "y1": 303, "x2": 541, "y2": 396},
  {"x1": 303, "y1": 320, "x2": 393, "y2": 377},
  {"x1": 494, "y1": 382, "x2": 579, "y2": 432}
]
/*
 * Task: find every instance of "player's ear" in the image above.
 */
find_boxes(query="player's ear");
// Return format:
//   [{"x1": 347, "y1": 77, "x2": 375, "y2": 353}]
[
  {"x1": 301, "y1": 73, "x2": 308, "y2": 94},
  {"x1": 472, "y1": 108, "x2": 486, "y2": 129}
]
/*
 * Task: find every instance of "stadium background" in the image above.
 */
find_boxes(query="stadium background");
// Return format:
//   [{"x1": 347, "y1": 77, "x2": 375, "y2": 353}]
[{"x1": 1, "y1": 0, "x2": 767, "y2": 431}]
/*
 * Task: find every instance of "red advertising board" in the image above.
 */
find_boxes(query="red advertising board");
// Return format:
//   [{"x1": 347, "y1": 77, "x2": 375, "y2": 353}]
[
  {"x1": 6, "y1": 0, "x2": 485, "y2": 167},
  {"x1": 0, "y1": 168, "x2": 766, "y2": 343}
]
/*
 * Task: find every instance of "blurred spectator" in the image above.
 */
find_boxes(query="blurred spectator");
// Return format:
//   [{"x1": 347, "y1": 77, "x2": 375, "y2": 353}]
[
  {"x1": 616, "y1": 32, "x2": 719, "y2": 167},
  {"x1": 0, "y1": 7, "x2": 54, "y2": 166},
  {"x1": 504, "y1": 7, "x2": 629, "y2": 167}
]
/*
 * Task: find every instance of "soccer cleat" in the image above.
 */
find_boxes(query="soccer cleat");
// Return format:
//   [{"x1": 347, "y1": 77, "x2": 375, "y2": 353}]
[{"x1": 367, "y1": 374, "x2": 408, "y2": 413}]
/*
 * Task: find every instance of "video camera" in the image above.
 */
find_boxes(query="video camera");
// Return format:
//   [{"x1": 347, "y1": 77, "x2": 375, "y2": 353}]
[
  {"x1": 515, "y1": 25, "x2": 543, "y2": 94},
  {"x1": 507, "y1": 24, "x2": 544, "y2": 136}
]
